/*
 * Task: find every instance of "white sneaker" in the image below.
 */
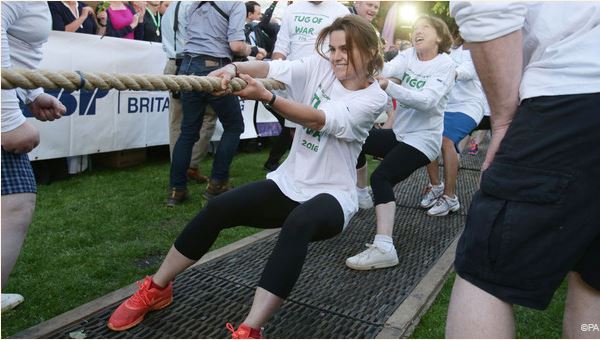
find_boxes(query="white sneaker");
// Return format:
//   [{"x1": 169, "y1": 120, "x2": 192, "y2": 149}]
[
  {"x1": 357, "y1": 186, "x2": 374, "y2": 209},
  {"x1": 1, "y1": 293, "x2": 24, "y2": 312},
  {"x1": 427, "y1": 195, "x2": 460, "y2": 216},
  {"x1": 346, "y1": 243, "x2": 399, "y2": 270},
  {"x1": 420, "y1": 183, "x2": 444, "y2": 209}
]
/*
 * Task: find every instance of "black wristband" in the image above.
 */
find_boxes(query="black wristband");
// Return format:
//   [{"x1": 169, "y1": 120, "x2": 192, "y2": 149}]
[
  {"x1": 250, "y1": 46, "x2": 259, "y2": 57},
  {"x1": 266, "y1": 91, "x2": 276, "y2": 106}
]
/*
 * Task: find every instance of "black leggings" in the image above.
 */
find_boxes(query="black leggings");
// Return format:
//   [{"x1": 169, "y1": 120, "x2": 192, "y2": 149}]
[
  {"x1": 472, "y1": 115, "x2": 491, "y2": 131},
  {"x1": 174, "y1": 180, "x2": 344, "y2": 298},
  {"x1": 357, "y1": 129, "x2": 430, "y2": 205},
  {"x1": 264, "y1": 106, "x2": 293, "y2": 165}
]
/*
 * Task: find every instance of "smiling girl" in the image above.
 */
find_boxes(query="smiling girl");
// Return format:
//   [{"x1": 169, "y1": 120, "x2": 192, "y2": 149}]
[
  {"x1": 107, "y1": 15, "x2": 387, "y2": 338},
  {"x1": 347, "y1": 15, "x2": 456, "y2": 270}
]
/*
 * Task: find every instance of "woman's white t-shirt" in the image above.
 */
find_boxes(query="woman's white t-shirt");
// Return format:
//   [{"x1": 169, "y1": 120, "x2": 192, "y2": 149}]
[
  {"x1": 382, "y1": 48, "x2": 456, "y2": 161},
  {"x1": 266, "y1": 54, "x2": 388, "y2": 226}
]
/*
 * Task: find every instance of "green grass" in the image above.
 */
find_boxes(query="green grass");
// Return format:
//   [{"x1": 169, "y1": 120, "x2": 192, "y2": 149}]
[
  {"x1": 1, "y1": 148, "x2": 272, "y2": 337},
  {"x1": 411, "y1": 272, "x2": 567, "y2": 338}
]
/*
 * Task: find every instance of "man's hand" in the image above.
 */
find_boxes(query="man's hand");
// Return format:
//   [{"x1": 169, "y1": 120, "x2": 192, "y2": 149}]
[
  {"x1": 81, "y1": 6, "x2": 94, "y2": 17},
  {"x1": 130, "y1": 13, "x2": 140, "y2": 29},
  {"x1": 481, "y1": 121, "x2": 510, "y2": 172},
  {"x1": 255, "y1": 47, "x2": 268, "y2": 60},
  {"x1": 27, "y1": 93, "x2": 66, "y2": 122},
  {"x1": 233, "y1": 73, "x2": 270, "y2": 101},
  {"x1": 1, "y1": 121, "x2": 40, "y2": 154},
  {"x1": 208, "y1": 65, "x2": 237, "y2": 96}
]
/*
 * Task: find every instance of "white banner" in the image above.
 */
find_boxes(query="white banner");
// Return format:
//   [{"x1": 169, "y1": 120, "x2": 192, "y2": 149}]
[{"x1": 26, "y1": 31, "x2": 279, "y2": 161}]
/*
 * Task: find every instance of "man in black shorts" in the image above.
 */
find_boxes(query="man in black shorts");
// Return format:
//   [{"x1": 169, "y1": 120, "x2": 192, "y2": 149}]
[{"x1": 447, "y1": 2, "x2": 600, "y2": 338}]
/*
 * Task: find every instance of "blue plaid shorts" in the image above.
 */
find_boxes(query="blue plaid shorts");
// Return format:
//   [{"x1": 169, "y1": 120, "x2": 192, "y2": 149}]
[{"x1": 1, "y1": 148, "x2": 37, "y2": 195}]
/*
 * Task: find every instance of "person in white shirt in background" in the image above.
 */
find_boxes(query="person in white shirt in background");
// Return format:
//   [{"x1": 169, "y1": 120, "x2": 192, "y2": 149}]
[
  {"x1": 262, "y1": 0, "x2": 350, "y2": 172},
  {"x1": 346, "y1": 16, "x2": 456, "y2": 271},
  {"x1": 1, "y1": 1, "x2": 66, "y2": 312},
  {"x1": 421, "y1": 27, "x2": 485, "y2": 217},
  {"x1": 107, "y1": 15, "x2": 387, "y2": 337},
  {"x1": 447, "y1": 2, "x2": 600, "y2": 338},
  {"x1": 161, "y1": 1, "x2": 217, "y2": 184},
  {"x1": 350, "y1": 1, "x2": 380, "y2": 23}
]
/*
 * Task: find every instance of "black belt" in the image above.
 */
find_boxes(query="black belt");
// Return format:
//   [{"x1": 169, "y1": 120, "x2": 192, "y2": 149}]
[{"x1": 182, "y1": 53, "x2": 231, "y2": 64}]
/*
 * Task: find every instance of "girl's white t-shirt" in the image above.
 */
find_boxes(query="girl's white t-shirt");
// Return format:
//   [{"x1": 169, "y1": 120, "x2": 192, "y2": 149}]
[
  {"x1": 382, "y1": 48, "x2": 456, "y2": 161},
  {"x1": 445, "y1": 46, "x2": 485, "y2": 124},
  {"x1": 266, "y1": 54, "x2": 388, "y2": 226}
]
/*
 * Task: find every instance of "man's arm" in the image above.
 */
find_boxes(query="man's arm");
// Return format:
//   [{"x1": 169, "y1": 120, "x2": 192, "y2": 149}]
[{"x1": 466, "y1": 30, "x2": 522, "y2": 171}]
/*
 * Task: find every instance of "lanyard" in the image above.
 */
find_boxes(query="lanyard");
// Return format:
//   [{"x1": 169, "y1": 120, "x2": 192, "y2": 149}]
[{"x1": 146, "y1": 8, "x2": 161, "y2": 36}]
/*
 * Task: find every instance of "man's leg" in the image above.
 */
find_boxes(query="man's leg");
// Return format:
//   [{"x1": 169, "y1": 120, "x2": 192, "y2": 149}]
[
  {"x1": 169, "y1": 57, "x2": 209, "y2": 192},
  {"x1": 207, "y1": 93, "x2": 244, "y2": 182},
  {"x1": 446, "y1": 274, "x2": 515, "y2": 338},
  {"x1": 191, "y1": 105, "x2": 217, "y2": 168},
  {"x1": 264, "y1": 108, "x2": 292, "y2": 170},
  {"x1": 187, "y1": 105, "x2": 218, "y2": 183},
  {"x1": 1, "y1": 193, "x2": 36, "y2": 288},
  {"x1": 563, "y1": 272, "x2": 600, "y2": 338}
]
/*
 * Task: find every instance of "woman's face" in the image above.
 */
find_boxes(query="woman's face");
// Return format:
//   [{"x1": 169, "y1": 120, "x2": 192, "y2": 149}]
[
  {"x1": 328, "y1": 30, "x2": 366, "y2": 83},
  {"x1": 411, "y1": 18, "x2": 440, "y2": 55}
]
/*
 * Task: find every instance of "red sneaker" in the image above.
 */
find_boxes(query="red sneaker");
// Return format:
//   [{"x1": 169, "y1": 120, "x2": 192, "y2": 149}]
[
  {"x1": 226, "y1": 323, "x2": 264, "y2": 339},
  {"x1": 107, "y1": 276, "x2": 173, "y2": 331}
]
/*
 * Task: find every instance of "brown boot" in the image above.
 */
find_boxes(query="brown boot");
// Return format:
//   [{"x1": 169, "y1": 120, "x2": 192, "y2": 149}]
[
  {"x1": 187, "y1": 168, "x2": 208, "y2": 183},
  {"x1": 166, "y1": 187, "x2": 188, "y2": 207},
  {"x1": 203, "y1": 179, "x2": 231, "y2": 200}
]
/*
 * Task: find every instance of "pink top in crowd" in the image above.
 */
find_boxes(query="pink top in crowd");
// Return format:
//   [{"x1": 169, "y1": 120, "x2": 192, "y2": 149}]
[{"x1": 107, "y1": 7, "x2": 134, "y2": 40}]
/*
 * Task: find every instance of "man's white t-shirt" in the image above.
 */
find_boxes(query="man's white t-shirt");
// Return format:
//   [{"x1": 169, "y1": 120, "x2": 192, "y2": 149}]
[
  {"x1": 451, "y1": 1, "x2": 600, "y2": 100},
  {"x1": 445, "y1": 46, "x2": 485, "y2": 124},
  {"x1": 266, "y1": 54, "x2": 388, "y2": 226},
  {"x1": 382, "y1": 48, "x2": 456, "y2": 161},
  {"x1": 273, "y1": 1, "x2": 349, "y2": 62}
]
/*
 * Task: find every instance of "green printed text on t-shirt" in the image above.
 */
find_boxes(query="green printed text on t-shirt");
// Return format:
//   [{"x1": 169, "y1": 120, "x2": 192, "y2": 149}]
[
  {"x1": 293, "y1": 14, "x2": 325, "y2": 36},
  {"x1": 300, "y1": 84, "x2": 329, "y2": 152}
]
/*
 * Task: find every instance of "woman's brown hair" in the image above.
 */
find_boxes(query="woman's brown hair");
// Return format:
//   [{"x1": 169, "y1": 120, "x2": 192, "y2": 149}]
[
  {"x1": 414, "y1": 15, "x2": 453, "y2": 54},
  {"x1": 315, "y1": 15, "x2": 384, "y2": 78}
]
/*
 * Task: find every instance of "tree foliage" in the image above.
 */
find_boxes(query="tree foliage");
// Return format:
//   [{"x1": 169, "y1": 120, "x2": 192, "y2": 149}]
[{"x1": 431, "y1": 1, "x2": 450, "y2": 17}]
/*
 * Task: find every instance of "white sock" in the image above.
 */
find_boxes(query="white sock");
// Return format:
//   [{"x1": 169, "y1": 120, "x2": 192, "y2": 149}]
[
  {"x1": 432, "y1": 182, "x2": 444, "y2": 189},
  {"x1": 373, "y1": 234, "x2": 394, "y2": 252},
  {"x1": 357, "y1": 186, "x2": 369, "y2": 194}
]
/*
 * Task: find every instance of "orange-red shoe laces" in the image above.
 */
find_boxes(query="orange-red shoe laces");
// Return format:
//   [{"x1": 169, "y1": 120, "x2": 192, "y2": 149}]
[
  {"x1": 226, "y1": 323, "x2": 239, "y2": 339},
  {"x1": 129, "y1": 277, "x2": 153, "y2": 307}
]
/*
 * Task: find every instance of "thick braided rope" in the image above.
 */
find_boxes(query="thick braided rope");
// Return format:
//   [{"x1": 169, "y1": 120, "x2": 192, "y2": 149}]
[{"x1": 1, "y1": 68, "x2": 286, "y2": 92}]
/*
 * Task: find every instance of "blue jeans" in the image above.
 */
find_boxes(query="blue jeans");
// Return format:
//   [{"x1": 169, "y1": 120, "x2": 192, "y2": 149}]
[{"x1": 169, "y1": 54, "x2": 244, "y2": 189}]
